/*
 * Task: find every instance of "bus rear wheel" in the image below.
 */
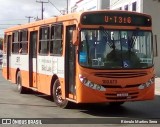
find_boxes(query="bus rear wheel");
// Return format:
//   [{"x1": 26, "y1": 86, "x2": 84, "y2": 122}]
[
  {"x1": 17, "y1": 72, "x2": 26, "y2": 94},
  {"x1": 53, "y1": 79, "x2": 70, "y2": 108}
]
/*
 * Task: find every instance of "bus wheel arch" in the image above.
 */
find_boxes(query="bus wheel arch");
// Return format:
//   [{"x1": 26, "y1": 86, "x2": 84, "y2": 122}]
[
  {"x1": 15, "y1": 68, "x2": 20, "y2": 84},
  {"x1": 50, "y1": 75, "x2": 58, "y2": 98}
]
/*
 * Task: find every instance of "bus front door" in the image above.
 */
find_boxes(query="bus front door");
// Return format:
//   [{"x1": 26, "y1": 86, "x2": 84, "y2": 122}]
[
  {"x1": 29, "y1": 31, "x2": 38, "y2": 88},
  {"x1": 7, "y1": 35, "x2": 11, "y2": 80},
  {"x1": 65, "y1": 26, "x2": 76, "y2": 97}
]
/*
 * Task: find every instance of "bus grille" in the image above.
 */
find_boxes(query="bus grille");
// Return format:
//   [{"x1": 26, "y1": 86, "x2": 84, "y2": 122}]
[
  {"x1": 105, "y1": 92, "x2": 139, "y2": 100},
  {"x1": 102, "y1": 84, "x2": 140, "y2": 88},
  {"x1": 94, "y1": 71, "x2": 147, "y2": 78}
]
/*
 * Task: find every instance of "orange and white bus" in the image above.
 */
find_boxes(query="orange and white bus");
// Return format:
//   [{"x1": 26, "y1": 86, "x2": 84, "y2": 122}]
[{"x1": 2, "y1": 10, "x2": 155, "y2": 108}]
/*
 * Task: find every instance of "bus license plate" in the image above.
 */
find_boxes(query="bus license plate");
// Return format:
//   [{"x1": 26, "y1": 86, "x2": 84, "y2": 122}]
[{"x1": 117, "y1": 93, "x2": 128, "y2": 97}]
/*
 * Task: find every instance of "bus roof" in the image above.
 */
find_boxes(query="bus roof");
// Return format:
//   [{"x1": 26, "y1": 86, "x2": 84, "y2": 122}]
[
  {"x1": 4, "y1": 12, "x2": 82, "y2": 32},
  {"x1": 4, "y1": 10, "x2": 151, "y2": 32}
]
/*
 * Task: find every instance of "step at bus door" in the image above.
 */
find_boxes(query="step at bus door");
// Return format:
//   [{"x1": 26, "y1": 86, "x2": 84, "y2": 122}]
[
  {"x1": 65, "y1": 25, "x2": 76, "y2": 96},
  {"x1": 29, "y1": 31, "x2": 38, "y2": 88}
]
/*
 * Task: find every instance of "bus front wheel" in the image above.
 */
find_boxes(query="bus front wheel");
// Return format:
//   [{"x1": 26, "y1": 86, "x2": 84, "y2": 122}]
[{"x1": 53, "y1": 79, "x2": 70, "y2": 108}]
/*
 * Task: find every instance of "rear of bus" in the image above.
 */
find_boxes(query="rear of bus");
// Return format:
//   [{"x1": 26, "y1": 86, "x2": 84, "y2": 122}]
[{"x1": 75, "y1": 10, "x2": 154, "y2": 105}]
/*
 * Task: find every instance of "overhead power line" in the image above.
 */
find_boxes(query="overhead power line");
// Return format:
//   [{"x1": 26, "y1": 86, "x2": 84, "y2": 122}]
[
  {"x1": 0, "y1": 24, "x2": 21, "y2": 25},
  {"x1": 48, "y1": 0, "x2": 63, "y2": 15},
  {"x1": 0, "y1": 28, "x2": 6, "y2": 30},
  {"x1": 110, "y1": 0, "x2": 121, "y2": 8},
  {"x1": 0, "y1": 19, "x2": 26, "y2": 21}
]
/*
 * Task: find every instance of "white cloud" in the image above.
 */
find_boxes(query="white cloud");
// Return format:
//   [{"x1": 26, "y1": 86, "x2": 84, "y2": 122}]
[{"x1": 0, "y1": 0, "x2": 67, "y2": 37}]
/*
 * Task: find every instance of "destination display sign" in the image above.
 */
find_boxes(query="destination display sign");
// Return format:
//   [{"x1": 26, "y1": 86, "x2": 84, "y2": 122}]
[{"x1": 81, "y1": 12, "x2": 152, "y2": 26}]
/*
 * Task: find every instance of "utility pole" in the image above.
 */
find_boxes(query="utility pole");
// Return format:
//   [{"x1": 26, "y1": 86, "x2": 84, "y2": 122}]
[
  {"x1": 36, "y1": 0, "x2": 49, "y2": 20},
  {"x1": 67, "y1": 0, "x2": 68, "y2": 14},
  {"x1": 25, "y1": 16, "x2": 33, "y2": 23}
]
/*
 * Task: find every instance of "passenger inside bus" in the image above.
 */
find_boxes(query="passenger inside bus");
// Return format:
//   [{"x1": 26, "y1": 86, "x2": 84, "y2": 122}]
[
  {"x1": 19, "y1": 43, "x2": 23, "y2": 53},
  {"x1": 106, "y1": 37, "x2": 141, "y2": 68},
  {"x1": 19, "y1": 48, "x2": 23, "y2": 53}
]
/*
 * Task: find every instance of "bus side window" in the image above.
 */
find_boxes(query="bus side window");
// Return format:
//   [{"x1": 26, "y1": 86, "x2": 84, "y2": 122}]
[
  {"x1": 19, "y1": 30, "x2": 28, "y2": 54},
  {"x1": 3, "y1": 35, "x2": 7, "y2": 54},
  {"x1": 39, "y1": 26, "x2": 49, "y2": 55},
  {"x1": 50, "y1": 24, "x2": 63, "y2": 55},
  {"x1": 12, "y1": 31, "x2": 19, "y2": 54}
]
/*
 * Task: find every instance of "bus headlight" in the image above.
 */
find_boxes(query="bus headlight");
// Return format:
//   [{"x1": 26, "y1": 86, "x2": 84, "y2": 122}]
[
  {"x1": 138, "y1": 77, "x2": 154, "y2": 90},
  {"x1": 79, "y1": 74, "x2": 106, "y2": 91}
]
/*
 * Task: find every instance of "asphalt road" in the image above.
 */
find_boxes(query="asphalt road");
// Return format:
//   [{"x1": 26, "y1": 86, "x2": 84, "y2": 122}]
[{"x1": 0, "y1": 68, "x2": 160, "y2": 127}]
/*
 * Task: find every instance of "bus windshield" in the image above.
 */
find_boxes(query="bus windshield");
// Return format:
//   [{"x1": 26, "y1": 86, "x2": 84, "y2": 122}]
[{"x1": 79, "y1": 29, "x2": 153, "y2": 69}]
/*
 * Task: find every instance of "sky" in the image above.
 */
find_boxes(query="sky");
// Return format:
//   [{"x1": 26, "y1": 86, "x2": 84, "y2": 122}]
[{"x1": 0, "y1": 0, "x2": 68, "y2": 38}]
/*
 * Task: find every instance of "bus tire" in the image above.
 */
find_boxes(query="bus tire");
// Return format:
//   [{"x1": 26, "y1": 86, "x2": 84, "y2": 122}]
[
  {"x1": 53, "y1": 79, "x2": 70, "y2": 108},
  {"x1": 109, "y1": 102, "x2": 125, "y2": 107},
  {"x1": 17, "y1": 72, "x2": 26, "y2": 94}
]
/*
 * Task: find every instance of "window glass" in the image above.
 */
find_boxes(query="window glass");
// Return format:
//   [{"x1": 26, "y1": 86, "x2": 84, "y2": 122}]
[
  {"x1": 54, "y1": 25, "x2": 62, "y2": 39},
  {"x1": 132, "y1": 2, "x2": 137, "y2": 11},
  {"x1": 3, "y1": 35, "x2": 7, "y2": 54},
  {"x1": 40, "y1": 41, "x2": 48, "y2": 54},
  {"x1": 12, "y1": 42, "x2": 19, "y2": 53},
  {"x1": 13, "y1": 31, "x2": 18, "y2": 42},
  {"x1": 39, "y1": 27, "x2": 49, "y2": 54},
  {"x1": 21, "y1": 30, "x2": 28, "y2": 41},
  {"x1": 19, "y1": 30, "x2": 28, "y2": 54},
  {"x1": 41, "y1": 27, "x2": 49, "y2": 40},
  {"x1": 12, "y1": 31, "x2": 19, "y2": 54},
  {"x1": 50, "y1": 24, "x2": 63, "y2": 55},
  {"x1": 79, "y1": 29, "x2": 153, "y2": 69},
  {"x1": 124, "y1": 5, "x2": 128, "y2": 10}
]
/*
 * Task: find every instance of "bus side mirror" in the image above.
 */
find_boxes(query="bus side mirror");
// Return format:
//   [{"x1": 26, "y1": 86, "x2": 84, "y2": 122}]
[{"x1": 72, "y1": 30, "x2": 78, "y2": 45}]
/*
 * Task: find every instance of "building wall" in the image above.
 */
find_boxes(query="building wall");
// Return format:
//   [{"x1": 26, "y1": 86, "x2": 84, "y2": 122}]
[
  {"x1": 110, "y1": 0, "x2": 160, "y2": 76},
  {"x1": 143, "y1": 0, "x2": 160, "y2": 76},
  {"x1": 70, "y1": 0, "x2": 97, "y2": 12},
  {"x1": 110, "y1": 0, "x2": 142, "y2": 12},
  {"x1": 76, "y1": 0, "x2": 98, "y2": 12},
  {"x1": 100, "y1": 0, "x2": 110, "y2": 9},
  {"x1": 70, "y1": 0, "x2": 110, "y2": 12}
]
